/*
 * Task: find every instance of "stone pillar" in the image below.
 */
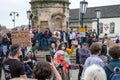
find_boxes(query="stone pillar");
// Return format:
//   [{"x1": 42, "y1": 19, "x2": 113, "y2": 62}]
[{"x1": 30, "y1": 0, "x2": 70, "y2": 31}]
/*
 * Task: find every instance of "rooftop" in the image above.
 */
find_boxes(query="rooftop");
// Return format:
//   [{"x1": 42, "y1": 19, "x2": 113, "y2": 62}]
[{"x1": 70, "y1": 4, "x2": 120, "y2": 20}]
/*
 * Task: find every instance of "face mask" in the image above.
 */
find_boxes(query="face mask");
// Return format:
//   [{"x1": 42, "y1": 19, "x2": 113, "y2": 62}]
[{"x1": 61, "y1": 46, "x2": 65, "y2": 50}]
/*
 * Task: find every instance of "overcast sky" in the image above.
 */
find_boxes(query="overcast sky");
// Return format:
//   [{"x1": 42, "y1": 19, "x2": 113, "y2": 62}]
[{"x1": 0, "y1": 0, "x2": 120, "y2": 29}]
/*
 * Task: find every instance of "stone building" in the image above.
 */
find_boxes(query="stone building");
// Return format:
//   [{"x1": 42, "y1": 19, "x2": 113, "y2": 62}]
[
  {"x1": 30, "y1": 0, "x2": 70, "y2": 31},
  {"x1": 70, "y1": 4, "x2": 120, "y2": 38}
]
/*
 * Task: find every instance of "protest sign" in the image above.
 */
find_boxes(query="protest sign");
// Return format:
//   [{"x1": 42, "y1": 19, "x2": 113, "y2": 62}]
[
  {"x1": 105, "y1": 40, "x2": 118, "y2": 47},
  {"x1": 11, "y1": 30, "x2": 31, "y2": 48}
]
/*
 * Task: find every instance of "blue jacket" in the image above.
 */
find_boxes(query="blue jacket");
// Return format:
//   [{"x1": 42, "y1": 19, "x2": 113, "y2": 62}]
[{"x1": 37, "y1": 32, "x2": 43, "y2": 40}]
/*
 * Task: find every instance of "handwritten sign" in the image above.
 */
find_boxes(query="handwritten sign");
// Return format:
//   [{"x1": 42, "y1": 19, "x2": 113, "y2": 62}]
[
  {"x1": 105, "y1": 40, "x2": 118, "y2": 47},
  {"x1": 11, "y1": 30, "x2": 31, "y2": 48}
]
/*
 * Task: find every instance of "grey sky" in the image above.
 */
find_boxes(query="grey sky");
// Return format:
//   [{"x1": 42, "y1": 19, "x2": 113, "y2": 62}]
[{"x1": 0, "y1": 0, "x2": 120, "y2": 28}]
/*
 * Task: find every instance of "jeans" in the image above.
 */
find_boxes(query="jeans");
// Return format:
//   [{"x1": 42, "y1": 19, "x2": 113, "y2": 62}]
[
  {"x1": 25, "y1": 64, "x2": 32, "y2": 75},
  {"x1": 44, "y1": 39, "x2": 50, "y2": 51},
  {"x1": 32, "y1": 46, "x2": 36, "y2": 54},
  {"x1": 78, "y1": 66, "x2": 83, "y2": 80},
  {"x1": 38, "y1": 39, "x2": 43, "y2": 50}
]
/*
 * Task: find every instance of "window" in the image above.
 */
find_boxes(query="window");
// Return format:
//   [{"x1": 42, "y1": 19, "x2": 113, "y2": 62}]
[
  {"x1": 99, "y1": 23, "x2": 103, "y2": 34},
  {"x1": 110, "y1": 22, "x2": 115, "y2": 34}
]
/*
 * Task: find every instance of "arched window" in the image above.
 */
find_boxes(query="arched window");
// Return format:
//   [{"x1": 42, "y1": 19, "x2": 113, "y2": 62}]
[
  {"x1": 99, "y1": 23, "x2": 103, "y2": 33},
  {"x1": 110, "y1": 22, "x2": 115, "y2": 34}
]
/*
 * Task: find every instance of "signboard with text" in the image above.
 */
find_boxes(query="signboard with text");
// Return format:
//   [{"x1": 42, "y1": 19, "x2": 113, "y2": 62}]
[
  {"x1": 11, "y1": 30, "x2": 31, "y2": 48},
  {"x1": 80, "y1": 28, "x2": 86, "y2": 37}
]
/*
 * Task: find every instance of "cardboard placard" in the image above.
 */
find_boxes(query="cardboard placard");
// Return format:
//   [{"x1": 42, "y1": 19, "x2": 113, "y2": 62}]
[
  {"x1": 11, "y1": 30, "x2": 31, "y2": 48},
  {"x1": 105, "y1": 40, "x2": 118, "y2": 47}
]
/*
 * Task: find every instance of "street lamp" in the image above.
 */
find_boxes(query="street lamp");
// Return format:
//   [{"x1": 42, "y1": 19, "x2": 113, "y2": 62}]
[
  {"x1": 80, "y1": 0, "x2": 88, "y2": 28},
  {"x1": 80, "y1": 0, "x2": 88, "y2": 43},
  {"x1": 9, "y1": 12, "x2": 19, "y2": 28},
  {"x1": 27, "y1": 10, "x2": 31, "y2": 30},
  {"x1": 95, "y1": 9, "x2": 101, "y2": 41}
]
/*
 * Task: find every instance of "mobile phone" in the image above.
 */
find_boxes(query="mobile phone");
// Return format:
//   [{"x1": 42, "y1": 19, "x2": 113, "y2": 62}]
[{"x1": 46, "y1": 55, "x2": 51, "y2": 62}]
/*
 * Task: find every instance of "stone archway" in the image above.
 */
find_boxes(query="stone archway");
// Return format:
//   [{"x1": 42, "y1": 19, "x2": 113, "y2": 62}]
[
  {"x1": 51, "y1": 13, "x2": 65, "y2": 31},
  {"x1": 54, "y1": 17, "x2": 62, "y2": 30}
]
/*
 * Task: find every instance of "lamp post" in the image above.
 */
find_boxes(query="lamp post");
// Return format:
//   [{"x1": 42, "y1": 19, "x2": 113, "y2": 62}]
[
  {"x1": 67, "y1": 17, "x2": 69, "y2": 31},
  {"x1": 80, "y1": 0, "x2": 88, "y2": 28},
  {"x1": 95, "y1": 9, "x2": 101, "y2": 41},
  {"x1": 10, "y1": 12, "x2": 19, "y2": 28},
  {"x1": 27, "y1": 10, "x2": 31, "y2": 30},
  {"x1": 80, "y1": 0, "x2": 88, "y2": 43}
]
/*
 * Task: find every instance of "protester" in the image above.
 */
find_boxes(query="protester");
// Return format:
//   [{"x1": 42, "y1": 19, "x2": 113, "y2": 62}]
[
  {"x1": 60, "y1": 30, "x2": 68, "y2": 46},
  {"x1": 50, "y1": 33, "x2": 57, "y2": 45},
  {"x1": 86, "y1": 30, "x2": 93, "y2": 47},
  {"x1": 99, "y1": 44, "x2": 108, "y2": 64},
  {"x1": 0, "y1": 41, "x2": 4, "y2": 78},
  {"x1": 54, "y1": 50, "x2": 70, "y2": 80},
  {"x1": 58, "y1": 42, "x2": 75, "y2": 57},
  {"x1": 115, "y1": 37, "x2": 120, "y2": 44},
  {"x1": 3, "y1": 44, "x2": 27, "y2": 80},
  {"x1": 32, "y1": 28, "x2": 38, "y2": 40},
  {"x1": 6, "y1": 30, "x2": 12, "y2": 47},
  {"x1": 37, "y1": 30, "x2": 44, "y2": 51},
  {"x1": 102, "y1": 33, "x2": 108, "y2": 43},
  {"x1": 76, "y1": 32, "x2": 81, "y2": 46},
  {"x1": 2, "y1": 33, "x2": 10, "y2": 57},
  {"x1": 89, "y1": 37, "x2": 97, "y2": 47},
  {"x1": 92, "y1": 29, "x2": 97, "y2": 39},
  {"x1": 31, "y1": 33, "x2": 36, "y2": 54},
  {"x1": 84, "y1": 42, "x2": 104, "y2": 70},
  {"x1": 44, "y1": 28, "x2": 52, "y2": 51},
  {"x1": 33, "y1": 60, "x2": 62, "y2": 80},
  {"x1": 57, "y1": 42, "x2": 75, "y2": 80},
  {"x1": 103, "y1": 45, "x2": 120, "y2": 80},
  {"x1": 68, "y1": 28, "x2": 76, "y2": 48},
  {"x1": 84, "y1": 64, "x2": 107, "y2": 80},
  {"x1": 57, "y1": 41, "x2": 75, "y2": 64},
  {"x1": 101, "y1": 43, "x2": 107, "y2": 56},
  {"x1": 76, "y1": 43, "x2": 90, "y2": 80},
  {"x1": 50, "y1": 43, "x2": 57, "y2": 58},
  {"x1": 23, "y1": 51, "x2": 35, "y2": 77}
]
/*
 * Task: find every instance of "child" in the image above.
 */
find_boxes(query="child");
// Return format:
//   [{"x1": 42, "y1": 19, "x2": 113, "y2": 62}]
[{"x1": 50, "y1": 43, "x2": 57, "y2": 57}]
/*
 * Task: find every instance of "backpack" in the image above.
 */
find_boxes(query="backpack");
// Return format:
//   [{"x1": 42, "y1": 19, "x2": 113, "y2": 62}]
[{"x1": 106, "y1": 64, "x2": 120, "y2": 80}]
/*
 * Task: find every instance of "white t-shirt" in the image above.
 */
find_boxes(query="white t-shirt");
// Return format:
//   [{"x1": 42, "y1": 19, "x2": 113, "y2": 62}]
[{"x1": 69, "y1": 32, "x2": 76, "y2": 40}]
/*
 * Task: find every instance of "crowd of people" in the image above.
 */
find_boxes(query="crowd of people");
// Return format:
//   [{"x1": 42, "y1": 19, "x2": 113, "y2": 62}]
[{"x1": 0, "y1": 27, "x2": 120, "y2": 80}]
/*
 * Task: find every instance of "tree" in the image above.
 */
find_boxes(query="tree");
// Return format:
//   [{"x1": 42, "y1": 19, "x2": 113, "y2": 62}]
[{"x1": 0, "y1": 24, "x2": 7, "y2": 31}]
